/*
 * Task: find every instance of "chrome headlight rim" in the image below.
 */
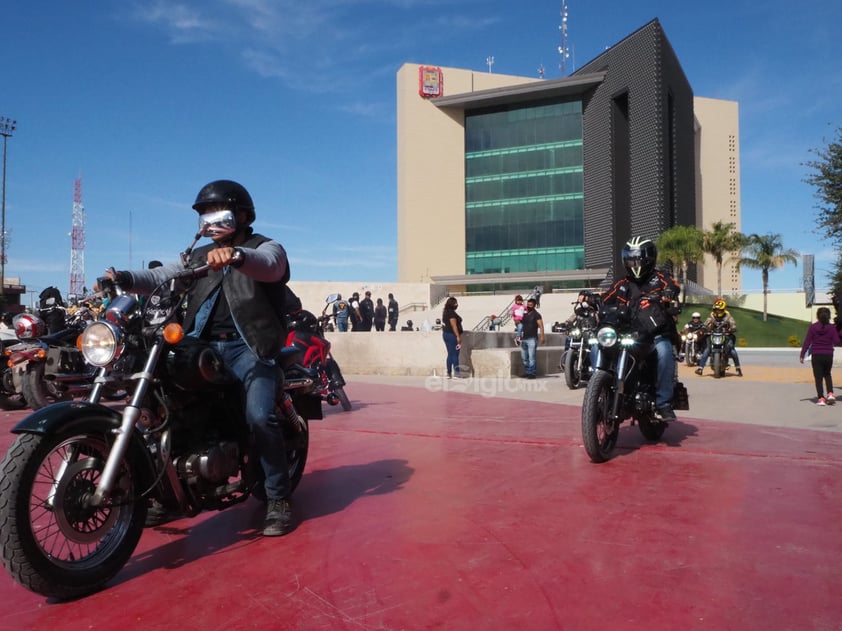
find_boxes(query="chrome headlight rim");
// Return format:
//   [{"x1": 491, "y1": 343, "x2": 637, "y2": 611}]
[
  {"x1": 81, "y1": 321, "x2": 125, "y2": 367},
  {"x1": 596, "y1": 326, "x2": 618, "y2": 347}
]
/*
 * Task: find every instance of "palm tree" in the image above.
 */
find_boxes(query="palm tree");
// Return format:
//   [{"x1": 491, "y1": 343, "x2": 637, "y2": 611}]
[
  {"x1": 656, "y1": 225, "x2": 705, "y2": 304},
  {"x1": 738, "y1": 233, "x2": 800, "y2": 321},
  {"x1": 702, "y1": 221, "x2": 745, "y2": 297}
]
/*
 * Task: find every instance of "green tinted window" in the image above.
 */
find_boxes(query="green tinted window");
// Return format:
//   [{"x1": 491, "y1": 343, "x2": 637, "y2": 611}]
[{"x1": 465, "y1": 99, "x2": 584, "y2": 274}]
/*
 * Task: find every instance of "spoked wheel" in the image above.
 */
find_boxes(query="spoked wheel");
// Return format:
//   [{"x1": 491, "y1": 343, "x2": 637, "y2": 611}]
[
  {"x1": 23, "y1": 363, "x2": 72, "y2": 410},
  {"x1": 0, "y1": 430, "x2": 147, "y2": 599},
  {"x1": 564, "y1": 349, "x2": 581, "y2": 389},
  {"x1": 581, "y1": 370, "x2": 620, "y2": 463},
  {"x1": 684, "y1": 342, "x2": 697, "y2": 367},
  {"x1": 638, "y1": 413, "x2": 667, "y2": 441}
]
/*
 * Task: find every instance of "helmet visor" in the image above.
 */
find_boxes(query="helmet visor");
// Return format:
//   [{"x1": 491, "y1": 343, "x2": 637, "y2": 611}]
[{"x1": 199, "y1": 209, "x2": 237, "y2": 238}]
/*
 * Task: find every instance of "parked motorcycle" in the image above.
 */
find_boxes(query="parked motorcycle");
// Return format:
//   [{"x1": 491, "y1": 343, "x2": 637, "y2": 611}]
[
  {"x1": 0, "y1": 251, "x2": 318, "y2": 599},
  {"x1": 285, "y1": 294, "x2": 352, "y2": 411},
  {"x1": 581, "y1": 306, "x2": 689, "y2": 463}
]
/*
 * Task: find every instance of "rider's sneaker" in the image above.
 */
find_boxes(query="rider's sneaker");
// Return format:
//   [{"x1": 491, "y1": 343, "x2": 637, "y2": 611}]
[
  {"x1": 694, "y1": 368, "x2": 703, "y2": 376},
  {"x1": 827, "y1": 392, "x2": 836, "y2": 405},
  {"x1": 817, "y1": 397, "x2": 827, "y2": 406},
  {"x1": 736, "y1": 367, "x2": 743, "y2": 377},
  {"x1": 655, "y1": 405, "x2": 677, "y2": 422},
  {"x1": 263, "y1": 498, "x2": 295, "y2": 537}
]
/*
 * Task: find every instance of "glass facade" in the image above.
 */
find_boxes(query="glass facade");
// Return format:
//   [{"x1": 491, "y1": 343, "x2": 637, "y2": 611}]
[{"x1": 465, "y1": 99, "x2": 584, "y2": 274}]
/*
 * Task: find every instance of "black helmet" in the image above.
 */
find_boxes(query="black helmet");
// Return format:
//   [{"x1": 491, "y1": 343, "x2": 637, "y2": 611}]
[
  {"x1": 621, "y1": 236, "x2": 657, "y2": 280},
  {"x1": 192, "y1": 180, "x2": 255, "y2": 226}
]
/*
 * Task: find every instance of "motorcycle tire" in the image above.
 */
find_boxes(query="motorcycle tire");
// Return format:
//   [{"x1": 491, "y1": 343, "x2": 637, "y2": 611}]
[
  {"x1": 564, "y1": 349, "x2": 581, "y2": 389},
  {"x1": 581, "y1": 370, "x2": 620, "y2": 463},
  {"x1": 638, "y1": 413, "x2": 667, "y2": 441},
  {"x1": 712, "y1": 352, "x2": 723, "y2": 379},
  {"x1": 0, "y1": 429, "x2": 147, "y2": 600},
  {"x1": 326, "y1": 359, "x2": 351, "y2": 411},
  {"x1": 0, "y1": 368, "x2": 27, "y2": 410},
  {"x1": 685, "y1": 343, "x2": 696, "y2": 367},
  {"x1": 23, "y1": 363, "x2": 72, "y2": 410}
]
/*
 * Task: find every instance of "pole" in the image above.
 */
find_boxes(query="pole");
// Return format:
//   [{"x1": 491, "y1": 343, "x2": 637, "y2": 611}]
[{"x1": 0, "y1": 117, "x2": 17, "y2": 305}]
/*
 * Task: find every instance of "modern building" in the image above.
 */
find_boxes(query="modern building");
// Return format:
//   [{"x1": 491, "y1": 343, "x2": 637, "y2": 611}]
[{"x1": 397, "y1": 18, "x2": 740, "y2": 294}]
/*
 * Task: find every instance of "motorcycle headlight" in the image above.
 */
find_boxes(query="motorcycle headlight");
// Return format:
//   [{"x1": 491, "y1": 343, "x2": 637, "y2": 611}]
[
  {"x1": 597, "y1": 326, "x2": 617, "y2": 347},
  {"x1": 81, "y1": 321, "x2": 124, "y2": 366},
  {"x1": 712, "y1": 333, "x2": 725, "y2": 344},
  {"x1": 686, "y1": 332, "x2": 695, "y2": 341},
  {"x1": 570, "y1": 327, "x2": 581, "y2": 337}
]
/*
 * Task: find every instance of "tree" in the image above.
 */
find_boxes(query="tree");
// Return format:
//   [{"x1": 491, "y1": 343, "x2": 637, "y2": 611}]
[
  {"x1": 656, "y1": 225, "x2": 705, "y2": 304},
  {"x1": 738, "y1": 233, "x2": 799, "y2": 322},
  {"x1": 702, "y1": 221, "x2": 745, "y2": 297},
  {"x1": 804, "y1": 126, "x2": 842, "y2": 299}
]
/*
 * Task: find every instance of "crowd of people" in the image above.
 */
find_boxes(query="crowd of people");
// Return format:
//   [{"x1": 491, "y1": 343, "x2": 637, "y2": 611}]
[{"x1": 329, "y1": 292, "x2": 400, "y2": 332}]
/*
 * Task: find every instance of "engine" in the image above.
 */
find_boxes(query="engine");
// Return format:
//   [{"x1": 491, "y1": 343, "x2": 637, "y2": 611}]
[{"x1": 176, "y1": 441, "x2": 240, "y2": 487}]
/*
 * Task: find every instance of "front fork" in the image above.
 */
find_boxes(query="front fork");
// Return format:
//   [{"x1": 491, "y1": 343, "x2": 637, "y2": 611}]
[{"x1": 89, "y1": 339, "x2": 166, "y2": 507}]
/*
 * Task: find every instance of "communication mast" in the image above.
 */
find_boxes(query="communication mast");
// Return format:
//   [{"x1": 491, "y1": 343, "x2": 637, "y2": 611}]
[
  {"x1": 559, "y1": 1, "x2": 570, "y2": 77},
  {"x1": 69, "y1": 177, "x2": 86, "y2": 298}
]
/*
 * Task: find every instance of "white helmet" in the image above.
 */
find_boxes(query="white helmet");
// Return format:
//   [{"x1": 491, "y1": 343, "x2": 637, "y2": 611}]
[{"x1": 691, "y1": 312, "x2": 701, "y2": 319}]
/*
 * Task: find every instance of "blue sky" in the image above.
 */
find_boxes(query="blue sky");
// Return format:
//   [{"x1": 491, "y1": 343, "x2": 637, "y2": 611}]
[{"x1": 2, "y1": 0, "x2": 840, "y2": 306}]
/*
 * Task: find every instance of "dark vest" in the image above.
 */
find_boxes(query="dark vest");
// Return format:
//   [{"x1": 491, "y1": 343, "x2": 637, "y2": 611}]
[{"x1": 182, "y1": 233, "x2": 289, "y2": 360}]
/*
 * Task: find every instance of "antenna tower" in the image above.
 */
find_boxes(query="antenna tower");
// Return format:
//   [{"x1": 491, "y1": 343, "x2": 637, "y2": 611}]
[
  {"x1": 69, "y1": 177, "x2": 86, "y2": 297},
  {"x1": 558, "y1": 1, "x2": 570, "y2": 77}
]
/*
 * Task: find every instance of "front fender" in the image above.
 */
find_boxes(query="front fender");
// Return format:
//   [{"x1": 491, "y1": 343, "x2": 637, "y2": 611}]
[{"x1": 11, "y1": 400, "x2": 122, "y2": 435}]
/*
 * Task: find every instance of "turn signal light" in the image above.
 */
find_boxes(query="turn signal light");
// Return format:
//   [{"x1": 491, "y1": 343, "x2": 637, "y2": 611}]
[{"x1": 163, "y1": 323, "x2": 184, "y2": 344}]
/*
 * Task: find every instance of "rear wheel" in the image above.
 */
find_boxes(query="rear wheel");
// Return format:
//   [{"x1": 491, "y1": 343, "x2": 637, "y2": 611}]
[
  {"x1": 638, "y1": 413, "x2": 667, "y2": 441},
  {"x1": 0, "y1": 429, "x2": 147, "y2": 599},
  {"x1": 0, "y1": 368, "x2": 26, "y2": 410},
  {"x1": 581, "y1": 370, "x2": 620, "y2": 463},
  {"x1": 564, "y1": 348, "x2": 581, "y2": 389}
]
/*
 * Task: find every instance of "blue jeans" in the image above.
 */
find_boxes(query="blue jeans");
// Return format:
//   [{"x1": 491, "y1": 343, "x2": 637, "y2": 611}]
[
  {"x1": 443, "y1": 331, "x2": 460, "y2": 376},
  {"x1": 211, "y1": 339, "x2": 291, "y2": 500},
  {"x1": 698, "y1": 336, "x2": 740, "y2": 369},
  {"x1": 520, "y1": 337, "x2": 538, "y2": 376},
  {"x1": 336, "y1": 318, "x2": 348, "y2": 332},
  {"x1": 653, "y1": 334, "x2": 675, "y2": 409}
]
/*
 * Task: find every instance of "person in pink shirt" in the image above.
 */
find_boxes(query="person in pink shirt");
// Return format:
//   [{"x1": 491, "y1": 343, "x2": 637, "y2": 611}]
[{"x1": 511, "y1": 294, "x2": 525, "y2": 343}]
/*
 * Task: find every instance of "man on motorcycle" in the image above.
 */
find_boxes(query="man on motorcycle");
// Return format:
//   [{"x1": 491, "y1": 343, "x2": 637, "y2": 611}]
[
  {"x1": 601, "y1": 237, "x2": 681, "y2": 421},
  {"x1": 679, "y1": 311, "x2": 706, "y2": 360},
  {"x1": 695, "y1": 298, "x2": 743, "y2": 376},
  {"x1": 103, "y1": 179, "x2": 296, "y2": 536}
]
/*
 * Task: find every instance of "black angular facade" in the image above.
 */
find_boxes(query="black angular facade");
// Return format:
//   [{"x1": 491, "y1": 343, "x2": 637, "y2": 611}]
[{"x1": 574, "y1": 19, "x2": 696, "y2": 280}]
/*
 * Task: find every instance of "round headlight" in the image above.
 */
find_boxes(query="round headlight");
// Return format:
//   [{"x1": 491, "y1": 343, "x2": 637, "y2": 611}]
[
  {"x1": 81, "y1": 321, "x2": 124, "y2": 366},
  {"x1": 596, "y1": 326, "x2": 617, "y2": 347},
  {"x1": 570, "y1": 327, "x2": 581, "y2": 337}
]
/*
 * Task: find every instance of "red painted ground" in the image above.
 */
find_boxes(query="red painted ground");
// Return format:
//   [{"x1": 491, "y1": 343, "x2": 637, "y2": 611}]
[{"x1": 0, "y1": 382, "x2": 840, "y2": 630}]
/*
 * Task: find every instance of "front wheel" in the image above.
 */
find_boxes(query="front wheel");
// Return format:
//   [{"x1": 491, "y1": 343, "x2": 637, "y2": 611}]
[
  {"x1": 564, "y1": 348, "x2": 581, "y2": 389},
  {"x1": 581, "y1": 370, "x2": 620, "y2": 463},
  {"x1": 326, "y1": 359, "x2": 351, "y2": 411},
  {"x1": 712, "y1": 352, "x2": 723, "y2": 379},
  {"x1": 685, "y1": 341, "x2": 697, "y2": 367},
  {"x1": 0, "y1": 430, "x2": 147, "y2": 599}
]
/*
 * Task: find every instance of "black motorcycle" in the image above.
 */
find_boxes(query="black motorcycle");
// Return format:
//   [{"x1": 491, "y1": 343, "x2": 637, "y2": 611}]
[
  {"x1": 561, "y1": 318, "x2": 598, "y2": 390},
  {"x1": 0, "y1": 257, "x2": 318, "y2": 600},
  {"x1": 706, "y1": 321, "x2": 732, "y2": 378},
  {"x1": 581, "y1": 307, "x2": 689, "y2": 463}
]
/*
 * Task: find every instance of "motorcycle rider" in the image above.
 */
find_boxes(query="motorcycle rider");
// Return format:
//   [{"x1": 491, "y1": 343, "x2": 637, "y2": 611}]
[
  {"x1": 695, "y1": 298, "x2": 743, "y2": 377},
  {"x1": 679, "y1": 311, "x2": 706, "y2": 360},
  {"x1": 102, "y1": 179, "x2": 296, "y2": 536},
  {"x1": 601, "y1": 237, "x2": 681, "y2": 421}
]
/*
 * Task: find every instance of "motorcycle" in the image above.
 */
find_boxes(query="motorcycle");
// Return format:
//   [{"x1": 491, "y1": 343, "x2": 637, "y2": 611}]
[
  {"x1": 0, "y1": 328, "x2": 28, "y2": 410},
  {"x1": 561, "y1": 317, "x2": 598, "y2": 390},
  {"x1": 581, "y1": 305, "x2": 689, "y2": 463},
  {"x1": 706, "y1": 321, "x2": 733, "y2": 378},
  {"x1": 284, "y1": 294, "x2": 352, "y2": 412},
  {"x1": 0, "y1": 248, "x2": 318, "y2": 599},
  {"x1": 680, "y1": 326, "x2": 704, "y2": 367}
]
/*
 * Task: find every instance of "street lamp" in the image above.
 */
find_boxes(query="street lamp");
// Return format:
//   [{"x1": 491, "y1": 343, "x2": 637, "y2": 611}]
[{"x1": 0, "y1": 116, "x2": 16, "y2": 303}]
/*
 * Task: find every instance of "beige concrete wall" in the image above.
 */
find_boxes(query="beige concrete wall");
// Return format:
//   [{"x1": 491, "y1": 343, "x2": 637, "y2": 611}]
[
  {"x1": 396, "y1": 63, "x2": 541, "y2": 283},
  {"x1": 694, "y1": 96, "x2": 742, "y2": 294}
]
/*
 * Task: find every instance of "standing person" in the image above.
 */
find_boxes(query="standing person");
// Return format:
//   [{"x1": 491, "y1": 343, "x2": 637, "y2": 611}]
[
  {"x1": 349, "y1": 292, "x2": 363, "y2": 331},
  {"x1": 333, "y1": 294, "x2": 351, "y2": 332},
  {"x1": 373, "y1": 297, "x2": 387, "y2": 331},
  {"x1": 360, "y1": 291, "x2": 375, "y2": 331},
  {"x1": 387, "y1": 293, "x2": 399, "y2": 331},
  {"x1": 601, "y1": 236, "x2": 681, "y2": 421},
  {"x1": 441, "y1": 296, "x2": 463, "y2": 378},
  {"x1": 519, "y1": 298, "x2": 545, "y2": 379},
  {"x1": 800, "y1": 306, "x2": 841, "y2": 405},
  {"x1": 103, "y1": 179, "x2": 296, "y2": 536},
  {"x1": 511, "y1": 295, "x2": 525, "y2": 343}
]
